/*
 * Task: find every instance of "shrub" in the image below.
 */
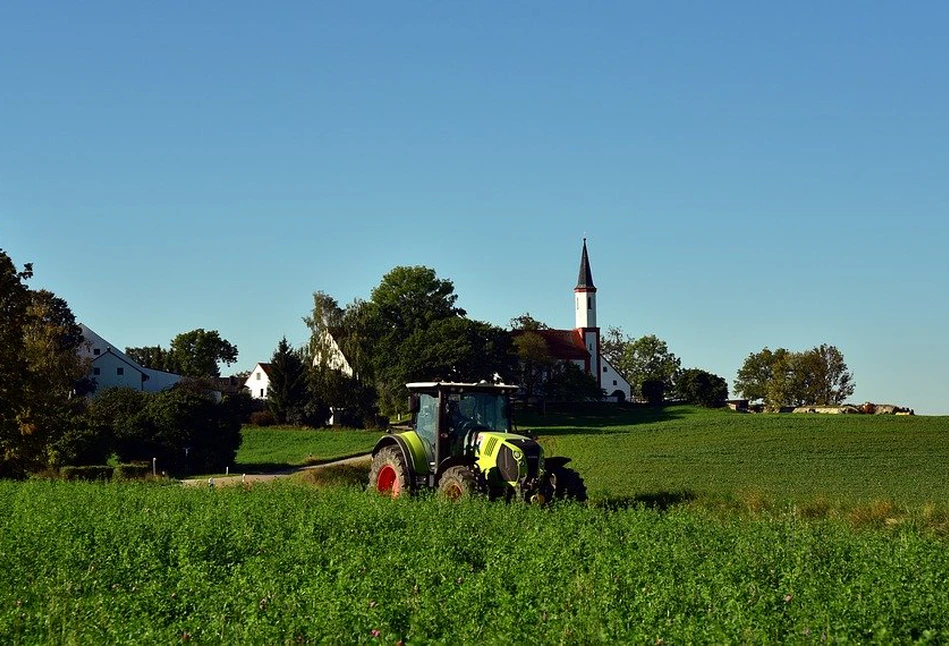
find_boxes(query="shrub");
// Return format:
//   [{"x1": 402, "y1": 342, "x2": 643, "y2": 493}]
[
  {"x1": 60, "y1": 465, "x2": 114, "y2": 481},
  {"x1": 250, "y1": 410, "x2": 277, "y2": 427},
  {"x1": 113, "y1": 462, "x2": 153, "y2": 480}
]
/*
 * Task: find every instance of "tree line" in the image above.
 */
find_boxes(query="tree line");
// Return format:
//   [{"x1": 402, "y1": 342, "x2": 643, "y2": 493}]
[
  {"x1": 1, "y1": 244, "x2": 858, "y2": 477},
  {"x1": 0, "y1": 248, "x2": 245, "y2": 478}
]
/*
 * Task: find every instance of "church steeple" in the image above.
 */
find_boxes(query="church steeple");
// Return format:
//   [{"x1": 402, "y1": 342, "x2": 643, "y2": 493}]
[
  {"x1": 574, "y1": 238, "x2": 597, "y2": 330},
  {"x1": 576, "y1": 237, "x2": 596, "y2": 291}
]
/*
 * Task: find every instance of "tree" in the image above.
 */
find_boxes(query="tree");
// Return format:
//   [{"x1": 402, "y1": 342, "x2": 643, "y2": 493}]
[
  {"x1": 544, "y1": 362, "x2": 604, "y2": 402},
  {"x1": 1, "y1": 250, "x2": 96, "y2": 476},
  {"x1": 600, "y1": 326, "x2": 628, "y2": 368},
  {"x1": 0, "y1": 250, "x2": 33, "y2": 477},
  {"x1": 266, "y1": 337, "x2": 308, "y2": 425},
  {"x1": 512, "y1": 330, "x2": 556, "y2": 402},
  {"x1": 734, "y1": 345, "x2": 855, "y2": 410},
  {"x1": 617, "y1": 334, "x2": 681, "y2": 403},
  {"x1": 167, "y1": 329, "x2": 239, "y2": 377},
  {"x1": 124, "y1": 346, "x2": 168, "y2": 371},
  {"x1": 675, "y1": 368, "x2": 729, "y2": 407}
]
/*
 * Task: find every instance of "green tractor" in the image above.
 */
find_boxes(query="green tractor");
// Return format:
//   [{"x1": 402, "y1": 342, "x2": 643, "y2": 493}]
[{"x1": 368, "y1": 381, "x2": 586, "y2": 503}]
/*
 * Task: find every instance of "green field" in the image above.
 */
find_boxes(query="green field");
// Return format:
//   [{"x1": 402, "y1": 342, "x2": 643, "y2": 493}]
[
  {"x1": 5, "y1": 406, "x2": 949, "y2": 643},
  {"x1": 3, "y1": 481, "x2": 949, "y2": 644},
  {"x1": 518, "y1": 404, "x2": 949, "y2": 507},
  {"x1": 235, "y1": 426, "x2": 381, "y2": 472}
]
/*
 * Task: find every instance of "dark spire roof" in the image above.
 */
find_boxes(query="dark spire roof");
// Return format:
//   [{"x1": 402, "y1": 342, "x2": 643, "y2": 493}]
[{"x1": 576, "y1": 238, "x2": 595, "y2": 290}]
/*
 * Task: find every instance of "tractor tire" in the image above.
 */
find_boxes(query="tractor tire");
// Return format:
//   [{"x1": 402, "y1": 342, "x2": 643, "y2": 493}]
[
  {"x1": 549, "y1": 466, "x2": 587, "y2": 503},
  {"x1": 368, "y1": 447, "x2": 411, "y2": 497},
  {"x1": 438, "y1": 465, "x2": 480, "y2": 501}
]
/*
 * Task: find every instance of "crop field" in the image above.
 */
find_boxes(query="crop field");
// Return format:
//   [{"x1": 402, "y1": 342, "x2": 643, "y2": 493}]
[
  {"x1": 520, "y1": 405, "x2": 949, "y2": 508},
  {"x1": 6, "y1": 407, "x2": 949, "y2": 643},
  {"x1": 235, "y1": 427, "x2": 381, "y2": 472},
  {"x1": 4, "y1": 481, "x2": 949, "y2": 644}
]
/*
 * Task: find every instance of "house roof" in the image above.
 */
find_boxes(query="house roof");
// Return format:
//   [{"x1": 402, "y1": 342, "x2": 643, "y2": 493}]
[
  {"x1": 576, "y1": 238, "x2": 596, "y2": 291},
  {"x1": 512, "y1": 329, "x2": 590, "y2": 361},
  {"x1": 256, "y1": 362, "x2": 272, "y2": 375}
]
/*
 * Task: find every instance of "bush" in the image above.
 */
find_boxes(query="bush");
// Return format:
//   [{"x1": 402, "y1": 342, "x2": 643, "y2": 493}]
[
  {"x1": 249, "y1": 410, "x2": 277, "y2": 427},
  {"x1": 675, "y1": 368, "x2": 729, "y2": 407},
  {"x1": 60, "y1": 465, "x2": 114, "y2": 481},
  {"x1": 113, "y1": 462, "x2": 153, "y2": 480}
]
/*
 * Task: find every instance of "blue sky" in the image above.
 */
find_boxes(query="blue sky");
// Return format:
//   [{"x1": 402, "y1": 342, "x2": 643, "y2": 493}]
[{"x1": 2, "y1": 2, "x2": 947, "y2": 414}]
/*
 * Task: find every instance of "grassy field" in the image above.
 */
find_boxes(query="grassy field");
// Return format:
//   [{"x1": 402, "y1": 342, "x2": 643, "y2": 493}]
[
  {"x1": 235, "y1": 426, "x2": 382, "y2": 472},
  {"x1": 4, "y1": 481, "x2": 949, "y2": 644},
  {"x1": 517, "y1": 404, "x2": 949, "y2": 507},
  {"x1": 7, "y1": 407, "x2": 948, "y2": 643}
]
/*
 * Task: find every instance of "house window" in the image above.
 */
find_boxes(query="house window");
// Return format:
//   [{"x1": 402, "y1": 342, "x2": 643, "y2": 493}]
[
  {"x1": 603, "y1": 367, "x2": 608, "y2": 373},
  {"x1": 93, "y1": 367, "x2": 100, "y2": 376},
  {"x1": 257, "y1": 372, "x2": 261, "y2": 380},
  {"x1": 613, "y1": 380, "x2": 617, "y2": 386},
  {"x1": 117, "y1": 367, "x2": 124, "y2": 376},
  {"x1": 260, "y1": 388, "x2": 266, "y2": 397},
  {"x1": 587, "y1": 296, "x2": 591, "y2": 309},
  {"x1": 93, "y1": 348, "x2": 101, "y2": 356}
]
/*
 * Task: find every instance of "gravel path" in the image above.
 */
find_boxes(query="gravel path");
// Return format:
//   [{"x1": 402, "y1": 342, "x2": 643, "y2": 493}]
[{"x1": 180, "y1": 454, "x2": 372, "y2": 487}]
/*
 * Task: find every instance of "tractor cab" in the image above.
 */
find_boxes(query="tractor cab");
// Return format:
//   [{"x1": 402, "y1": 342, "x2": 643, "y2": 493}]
[{"x1": 408, "y1": 381, "x2": 518, "y2": 473}]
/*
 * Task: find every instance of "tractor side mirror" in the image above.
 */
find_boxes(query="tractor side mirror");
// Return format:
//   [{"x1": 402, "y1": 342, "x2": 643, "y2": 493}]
[{"x1": 408, "y1": 394, "x2": 420, "y2": 414}]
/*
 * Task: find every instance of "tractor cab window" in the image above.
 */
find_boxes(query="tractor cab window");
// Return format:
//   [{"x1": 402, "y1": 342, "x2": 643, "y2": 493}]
[
  {"x1": 446, "y1": 392, "x2": 510, "y2": 435},
  {"x1": 414, "y1": 394, "x2": 438, "y2": 449}
]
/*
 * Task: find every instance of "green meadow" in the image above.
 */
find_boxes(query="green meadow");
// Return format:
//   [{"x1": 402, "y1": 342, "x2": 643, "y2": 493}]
[{"x1": 4, "y1": 406, "x2": 949, "y2": 643}]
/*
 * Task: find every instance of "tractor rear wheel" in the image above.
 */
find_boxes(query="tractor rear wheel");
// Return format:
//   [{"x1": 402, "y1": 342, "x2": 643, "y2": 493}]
[
  {"x1": 368, "y1": 447, "x2": 411, "y2": 497},
  {"x1": 549, "y1": 466, "x2": 587, "y2": 502},
  {"x1": 438, "y1": 466, "x2": 480, "y2": 500}
]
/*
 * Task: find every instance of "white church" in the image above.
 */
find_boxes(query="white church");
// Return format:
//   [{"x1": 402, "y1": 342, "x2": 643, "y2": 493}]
[{"x1": 523, "y1": 239, "x2": 632, "y2": 401}]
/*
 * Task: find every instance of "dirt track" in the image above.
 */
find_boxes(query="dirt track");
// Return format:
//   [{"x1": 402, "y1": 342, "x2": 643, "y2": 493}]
[{"x1": 180, "y1": 454, "x2": 371, "y2": 487}]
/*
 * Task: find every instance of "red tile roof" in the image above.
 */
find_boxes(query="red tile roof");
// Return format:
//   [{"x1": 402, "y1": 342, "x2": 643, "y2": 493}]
[{"x1": 512, "y1": 329, "x2": 590, "y2": 361}]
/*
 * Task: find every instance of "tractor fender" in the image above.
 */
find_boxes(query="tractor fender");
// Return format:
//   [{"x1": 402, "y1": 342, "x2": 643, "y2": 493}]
[
  {"x1": 372, "y1": 433, "x2": 430, "y2": 476},
  {"x1": 543, "y1": 456, "x2": 572, "y2": 471}
]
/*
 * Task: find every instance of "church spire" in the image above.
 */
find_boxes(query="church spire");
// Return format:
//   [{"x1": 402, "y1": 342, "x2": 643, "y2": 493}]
[
  {"x1": 574, "y1": 238, "x2": 597, "y2": 330},
  {"x1": 576, "y1": 238, "x2": 596, "y2": 291}
]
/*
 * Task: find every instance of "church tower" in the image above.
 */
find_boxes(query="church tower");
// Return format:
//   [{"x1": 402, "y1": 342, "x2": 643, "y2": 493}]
[{"x1": 574, "y1": 238, "x2": 601, "y2": 385}]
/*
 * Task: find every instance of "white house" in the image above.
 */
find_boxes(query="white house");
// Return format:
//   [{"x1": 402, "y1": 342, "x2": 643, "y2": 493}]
[
  {"x1": 244, "y1": 362, "x2": 272, "y2": 399},
  {"x1": 514, "y1": 240, "x2": 633, "y2": 401},
  {"x1": 79, "y1": 324, "x2": 182, "y2": 394}
]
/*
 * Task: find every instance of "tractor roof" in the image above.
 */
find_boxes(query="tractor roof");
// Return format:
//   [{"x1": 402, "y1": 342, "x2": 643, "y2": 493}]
[{"x1": 406, "y1": 381, "x2": 520, "y2": 395}]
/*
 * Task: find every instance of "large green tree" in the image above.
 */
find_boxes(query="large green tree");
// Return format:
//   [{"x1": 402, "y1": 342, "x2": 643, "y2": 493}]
[
  {"x1": 675, "y1": 368, "x2": 729, "y2": 407},
  {"x1": 0, "y1": 250, "x2": 92, "y2": 476},
  {"x1": 266, "y1": 337, "x2": 309, "y2": 425},
  {"x1": 617, "y1": 334, "x2": 681, "y2": 402},
  {"x1": 128, "y1": 329, "x2": 238, "y2": 377},
  {"x1": 734, "y1": 345, "x2": 855, "y2": 410}
]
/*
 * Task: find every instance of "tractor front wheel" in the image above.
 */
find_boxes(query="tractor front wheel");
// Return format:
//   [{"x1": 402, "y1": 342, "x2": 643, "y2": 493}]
[
  {"x1": 368, "y1": 447, "x2": 411, "y2": 497},
  {"x1": 438, "y1": 466, "x2": 480, "y2": 500},
  {"x1": 548, "y1": 466, "x2": 587, "y2": 502}
]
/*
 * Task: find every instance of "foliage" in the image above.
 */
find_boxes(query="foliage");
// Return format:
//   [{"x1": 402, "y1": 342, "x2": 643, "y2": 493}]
[
  {"x1": 127, "y1": 329, "x2": 239, "y2": 377},
  {"x1": 4, "y1": 482, "x2": 949, "y2": 643},
  {"x1": 543, "y1": 362, "x2": 604, "y2": 402},
  {"x1": 308, "y1": 266, "x2": 514, "y2": 417},
  {"x1": 618, "y1": 334, "x2": 681, "y2": 401},
  {"x1": 735, "y1": 345, "x2": 855, "y2": 410},
  {"x1": 675, "y1": 368, "x2": 729, "y2": 407},
  {"x1": 511, "y1": 330, "x2": 555, "y2": 401},
  {"x1": 90, "y1": 387, "x2": 241, "y2": 475},
  {"x1": 58, "y1": 465, "x2": 114, "y2": 481},
  {"x1": 266, "y1": 337, "x2": 308, "y2": 425},
  {"x1": 0, "y1": 250, "x2": 92, "y2": 477}
]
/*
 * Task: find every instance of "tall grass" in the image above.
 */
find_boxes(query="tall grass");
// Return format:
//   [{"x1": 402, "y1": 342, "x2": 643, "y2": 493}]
[{"x1": 3, "y1": 481, "x2": 949, "y2": 644}]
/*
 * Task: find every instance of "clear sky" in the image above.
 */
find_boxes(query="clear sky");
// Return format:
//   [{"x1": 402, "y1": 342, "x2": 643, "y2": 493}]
[{"x1": 2, "y1": 2, "x2": 947, "y2": 414}]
